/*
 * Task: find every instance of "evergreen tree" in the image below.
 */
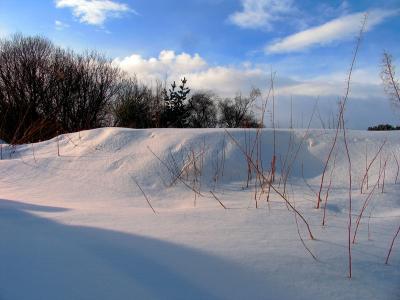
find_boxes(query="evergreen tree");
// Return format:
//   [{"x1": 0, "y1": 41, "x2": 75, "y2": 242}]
[{"x1": 162, "y1": 77, "x2": 190, "y2": 127}]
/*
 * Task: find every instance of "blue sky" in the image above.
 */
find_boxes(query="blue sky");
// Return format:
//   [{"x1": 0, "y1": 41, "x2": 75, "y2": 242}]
[{"x1": 0, "y1": 0, "x2": 399, "y2": 128}]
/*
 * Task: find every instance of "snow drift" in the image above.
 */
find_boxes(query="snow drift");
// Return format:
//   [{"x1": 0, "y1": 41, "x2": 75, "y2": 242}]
[{"x1": 0, "y1": 128, "x2": 399, "y2": 300}]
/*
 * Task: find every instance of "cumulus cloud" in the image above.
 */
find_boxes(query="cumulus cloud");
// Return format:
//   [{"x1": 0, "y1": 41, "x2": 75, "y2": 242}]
[
  {"x1": 114, "y1": 50, "x2": 397, "y2": 128},
  {"x1": 115, "y1": 50, "x2": 384, "y2": 99},
  {"x1": 187, "y1": 67, "x2": 266, "y2": 96},
  {"x1": 114, "y1": 50, "x2": 268, "y2": 96},
  {"x1": 55, "y1": 0, "x2": 133, "y2": 26},
  {"x1": 114, "y1": 50, "x2": 207, "y2": 83},
  {"x1": 229, "y1": 0, "x2": 295, "y2": 30},
  {"x1": 266, "y1": 9, "x2": 398, "y2": 53}
]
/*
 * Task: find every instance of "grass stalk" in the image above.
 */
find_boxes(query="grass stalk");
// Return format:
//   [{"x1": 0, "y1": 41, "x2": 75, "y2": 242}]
[
  {"x1": 360, "y1": 140, "x2": 386, "y2": 193},
  {"x1": 225, "y1": 129, "x2": 315, "y2": 240},
  {"x1": 133, "y1": 177, "x2": 157, "y2": 215},
  {"x1": 385, "y1": 225, "x2": 400, "y2": 265}
]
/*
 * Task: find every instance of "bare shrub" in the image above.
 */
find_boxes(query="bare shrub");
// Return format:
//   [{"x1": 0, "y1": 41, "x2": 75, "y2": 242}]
[
  {"x1": 218, "y1": 88, "x2": 260, "y2": 128},
  {"x1": 186, "y1": 92, "x2": 218, "y2": 128},
  {"x1": 0, "y1": 34, "x2": 121, "y2": 143},
  {"x1": 113, "y1": 77, "x2": 154, "y2": 128}
]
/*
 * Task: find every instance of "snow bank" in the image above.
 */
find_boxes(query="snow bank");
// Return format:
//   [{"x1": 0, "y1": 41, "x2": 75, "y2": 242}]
[{"x1": 0, "y1": 128, "x2": 399, "y2": 299}]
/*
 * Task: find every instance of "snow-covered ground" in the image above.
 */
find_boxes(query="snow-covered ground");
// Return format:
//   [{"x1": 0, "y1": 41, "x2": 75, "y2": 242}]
[{"x1": 0, "y1": 128, "x2": 399, "y2": 300}]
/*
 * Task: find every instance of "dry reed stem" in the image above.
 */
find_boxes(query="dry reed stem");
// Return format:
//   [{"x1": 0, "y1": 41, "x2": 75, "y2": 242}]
[
  {"x1": 225, "y1": 129, "x2": 315, "y2": 240},
  {"x1": 365, "y1": 144, "x2": 369, "y2": 189},
  {"x1": 271, "y1": 71, "x2": 277, "y2": 183},
  {"x1": 340, "y1": 14, "x2": 368, "y2": 278},
  {"x1": 316, "y1": 14, "x2": 367, "y2": 211},
  {"x1": 278, "y1": 135, "x2": 290, "y2": 187},
  {"x1": 65, "y1": 133, "x2": 79, "y2": 148},
  {"x1": 316, "y1": 117, "x2": 341, "y2": 209},
  {"x1": 147, "y1": 146, "x2": 204, "y2": 197},
  {"x1": 322, "y1": 151, "x2": 338, "y2": 226},
  {"x1": 385, "y1": 224, "x2": 400, "y2": 265},
  {"x1": 282, "y1": 99, "x2": 318, "y2": 197},
  {"x1": 341, "y1": 112, "x2": 353, "y2": 279},
  {"x1": 360, "y1": 140, "x2": 386, "y2": 193},
  {"x1": 210, "y1": 191, "x2": 227, "y2": 210},
  {"x1": 249, "y1": 73, "x2": 274, "y2": 205},
  {"x1": 133, "y1": 177, "x2": 157, "y2": 215},
  {"x1": 169, "y1": 147, "x2": 206, "y2": 187},
  {"x1": 378, "y1": 154, "x2": 382, "y2": 189},
  {"x1": 393, "y1": 151, "x2": 399, "y2": 184},
  {"x1": 291, "y1": 185, "x2": 318, "y2": 261},
  {"x1": 382, "y1": 52, "x2": 400, "y2": 105},
  {"x1": 381, "y1": 155, "x2": 388, "y2": 193},
  {"x1": 352, "y1": 157, "x2": 385, "y2": 244}
]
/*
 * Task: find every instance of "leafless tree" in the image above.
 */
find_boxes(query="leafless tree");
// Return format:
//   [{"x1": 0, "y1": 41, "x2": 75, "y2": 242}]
[
  {"x1": 0, "y1": 34, "x2": 121, "y2": 143},
  {"x1": 218, "y1": 88, "x2": 260, "y2": 128},
  {"x1": 186, "y1": 92, "x2": 218, "y2": 128}
]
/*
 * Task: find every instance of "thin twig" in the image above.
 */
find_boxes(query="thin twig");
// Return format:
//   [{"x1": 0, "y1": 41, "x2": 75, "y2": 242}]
[
  {"x1": 385, "y1": 224, "x2": 400, "y2": 265},
  {"x1": 291, "y1": 185, "x2": 318, "y2": 261},
  {"x1": 352, "y1": 158, "x2": 385, "y2": 244},
  {"x1": 360, "y1": 140, "x2": 386, "y2": 193},
  {"x1": 225, "y1": 129, "x2": 315, "y2": 240},
  {"x1": 393, "y1": 151, "x2": 399, "y2": 184},
  {"x1": 147, "y1": 146, "x2": 204, "y2": 197},
  {"x1": 210, "y1": 191, "x2": 227, "y2": 210},
  {"x1": 133, "y1": 177, "x2": 157, "y2": 215},
  {"x1": 322, "y1": 151, "x2": 338, "y2": 226}
]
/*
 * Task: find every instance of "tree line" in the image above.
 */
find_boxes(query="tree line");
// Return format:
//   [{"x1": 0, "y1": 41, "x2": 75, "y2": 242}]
[
  {"x1": 367, "y1": 124, "x2": 400, "y2": 131},
  {"x1": 0, "y1": 34, "x2": 260, "y2": 144}
]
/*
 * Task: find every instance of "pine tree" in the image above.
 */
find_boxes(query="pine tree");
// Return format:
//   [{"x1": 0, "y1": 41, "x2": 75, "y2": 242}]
[{"x1": 161, "y1": 77, "x2": 190, "y2": 127}]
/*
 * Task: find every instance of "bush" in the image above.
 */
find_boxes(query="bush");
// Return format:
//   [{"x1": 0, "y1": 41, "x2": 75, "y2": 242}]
[
  {"x1": 56, "y1": 51, "x2": 120, "y2": 133},
  {"x1": 186, "y1": 92, "x2": 218, "y2": 128},
  {"x1": 0, "y1": 34, "x2": 57, "y2": 143},
  {"x1": 0, "y1": 34, "x2": 121, "y2": 143},
  {"x1": 218, "y1": 88, "x2": 260, "y2": 128},
  {"x1": 0, "y1": 34, "x2": 265, "y2": 142},
  {"x1": 113, "y1": 78, "x2": 153, "y2": 129}
]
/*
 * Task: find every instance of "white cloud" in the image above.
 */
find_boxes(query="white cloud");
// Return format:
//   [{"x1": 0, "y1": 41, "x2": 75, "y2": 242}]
[
  {"x1": 229, "y1": 0, "x2": 295, "y2": 30},
  {"x1": 266, "y1": 9, "x2": 398, "y2": 53},
  {"x1": 114, "y1": 50, "x2": 384, "y2": 100},
  {"x1": 55, "y1": 20, "x2": 70, "y2": 30},
  {"x1": 114, "y1": 50, "x2": 267, "y2": 96},
  {"x1": 114, "y1": 50, "x2": 397, "y2": 128},
  {"x1": 114, "y1": 50, "x2": 207, "y2": 84},
  {"x1": 187, "y1": 66, "x2": 266, "y2": 96},
  {"x1": 276, "y1": 69, "x2": 383, "y2": 98},
  {"x1": 276, "y1": 81, "x2": 382, "y2": 100},
  {"x1": 55, "y1": 0, "x2": 133, "y2": 26}
]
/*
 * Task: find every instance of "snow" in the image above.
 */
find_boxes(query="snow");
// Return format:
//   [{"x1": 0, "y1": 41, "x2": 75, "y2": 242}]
[{"x1": 0, "y1": 128, "x2": 399, "y2": 299}]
